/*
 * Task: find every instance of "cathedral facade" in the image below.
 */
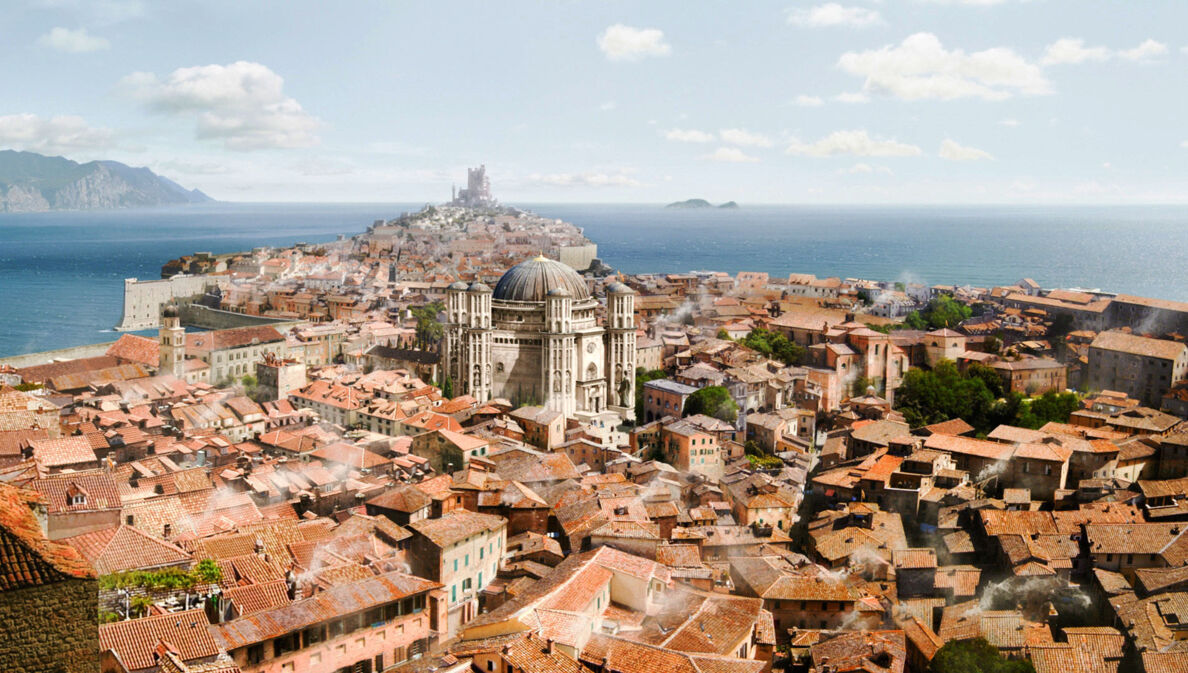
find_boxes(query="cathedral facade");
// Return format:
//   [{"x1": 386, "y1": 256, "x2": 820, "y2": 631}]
[{"x1": 443, "y1": 257, "x2": 636, "y2": 420}]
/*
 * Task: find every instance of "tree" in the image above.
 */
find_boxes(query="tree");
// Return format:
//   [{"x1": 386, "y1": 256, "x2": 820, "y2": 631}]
[
  {"x1": 411, "y1": 301, "x2": 445, "y2": 347},
  {"x1": 1015, "y1": 390, "x2": 1081, "y2": 429},
  {"x1": 984, "y1": 334, "x2": 1002, "y2": 354},
  {"x1": 684, "y1": 386, "x2": 739, "y2": 423},
  {"x1": 716, "y1": 328, "x2": 731, "y2": 340},
  {"x1": 905, "y1": 295, "x2": 973, "y2": 330},
  {"x1": 441, "y1": 376, "x2": 454, "y2": 400},
  {"x1": 240, "y1": 374, "x2": 257, "y2": 388},
  {"x1": 634, "y1": 368, "x2": 668, "y2": 421},
  {"x1": 193, "y1": 558, "x2": 222, "y2": 584},
  {"x1": 930, "y1": 638, "x2": 1035, "y2": 673},
  {"x1": 738, "y1": 328, "x2": 805, "y2": 366}
]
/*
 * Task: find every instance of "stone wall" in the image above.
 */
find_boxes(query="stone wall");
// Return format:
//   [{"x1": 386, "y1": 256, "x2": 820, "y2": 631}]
[
  {"x1": 178, "y1": 304, "x2": 298, "y2": 331},
  {"x1": 116, "y1": 275, "x2": 222, "y2": 331},
  {"x1": 0, "y1": 341, "x2": 117, "y2": 367},
  {"x1": 0, "y1": 577, "x2": 98, "y2": 673}
]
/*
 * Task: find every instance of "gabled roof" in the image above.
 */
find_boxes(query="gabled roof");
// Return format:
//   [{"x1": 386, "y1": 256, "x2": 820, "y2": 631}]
[
  {"x1": 99, "y1": 609, "x2": 221, "y2": 671},
  {"x1": 0, "y1": 482, "x2": 95, "y2": 590},
  {"x1": 62, "y1": 524, "x2": 192, "y2": 575}
]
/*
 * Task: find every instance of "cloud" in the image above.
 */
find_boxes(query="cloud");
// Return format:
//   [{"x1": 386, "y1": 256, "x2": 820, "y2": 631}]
[
  {"x1": 0, "y1": 113, "x2": 115, "y2": 154},
  {"x1": 597, "y1": 24, "x2": 671, "y2": 61},
  {"x1": 527, "y1": 172, "x2": 641, "y2": 188},
  {"x1": 837, "y1": 32, "x2": 1050, "y2": 100},
  {"x1": 793, "y1": 95, "x2": 824, "y2": 107},
  {"x1": 600, "y1": 101, "x2": 617, "y2": 111},
  {"x1": 664, "y1": 128, "x2": 715, "y2": 143},
  {"x1": 786, "y1": 130, "x2": 923, "y2": 157},
  {"x1": 34, "y1": 0, "x2": 144, "y2": 25},
  {"x1": 1181, "y1": 141, "x2": 1188, "y2": 150},
  {"x1": 154, "y1": 159, "x2": 231, "y2": 175},
  {"x1": 702, "y1": 147, "x2": 760, "y2": 163},
  {"x1": 834, "y1": 92, "x2": 870, "y2": 104},
  {"x1": 1118, "y1": 39, "x2": 1167, "y2": 62},
  {"x1": 939, "y1": 138, "x2": 993, "y2": 160},
  {"x1": 1041, "y1": 38, "x2": 1110, "y2": 65},
  {"x1": 998, "y1": 118, "x2": 1020, "y2": 127},
  {"x1": 121, "y1": 61, "x2": 320, "y2": 150},
  {"x1": 37, "y1": 27, "x2": 110, "y2": 52},
  {"x1": 1042, "y1": 37, "x2": 1168, "y2": 65},
  {"x1": 718, "y1": 128, "x2": 772, "y2": 147},
  {"x1": 841, "y1": 162, "x2": 893, "y2": 175},
  {"x1": 786, "y1": 3, "x2": 881, "y2": 27},
  {"x1": 916, "y1": 0, "x2": 1026, "y2": 4}
]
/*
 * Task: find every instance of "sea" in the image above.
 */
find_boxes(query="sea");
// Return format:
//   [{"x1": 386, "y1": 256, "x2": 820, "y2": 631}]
[{"x1": 1, "y1": 202, "x2": 1186, "y2": 358}]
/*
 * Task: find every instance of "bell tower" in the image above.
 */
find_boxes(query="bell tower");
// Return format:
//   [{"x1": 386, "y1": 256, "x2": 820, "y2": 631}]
[{"x1": 159, "y1": 304, "x2": 186, "y2": 378}]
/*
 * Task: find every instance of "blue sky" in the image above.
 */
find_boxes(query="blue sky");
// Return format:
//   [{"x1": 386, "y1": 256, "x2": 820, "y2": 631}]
[{"x1": 3, "y1": 0, "x2": 1187, "y2": 203}]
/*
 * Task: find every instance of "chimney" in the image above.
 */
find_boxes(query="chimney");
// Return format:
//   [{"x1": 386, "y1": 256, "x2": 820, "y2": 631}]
[{"x1": 546, "y1": 638, "x2": 555, "y2": 654}]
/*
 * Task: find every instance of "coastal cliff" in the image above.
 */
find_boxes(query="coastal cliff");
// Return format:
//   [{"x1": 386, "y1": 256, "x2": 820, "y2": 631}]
[{"x1": 0, "y1": 150, "x2": 212, "y2": 213}]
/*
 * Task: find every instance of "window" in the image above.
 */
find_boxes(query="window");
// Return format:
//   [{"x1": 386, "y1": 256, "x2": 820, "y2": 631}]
[{"x1": 69, "y1": 494, "x2": 86, "y2": 506}]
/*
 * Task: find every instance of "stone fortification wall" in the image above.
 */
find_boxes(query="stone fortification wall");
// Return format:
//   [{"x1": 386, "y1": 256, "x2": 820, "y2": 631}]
[{"x1": 115, "y1": 275, "x2": 226, "y2": 331}]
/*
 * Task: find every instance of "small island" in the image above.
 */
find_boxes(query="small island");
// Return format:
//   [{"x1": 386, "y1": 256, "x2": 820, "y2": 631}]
[{"x1": 665, "y1": 199, "x2": 740, "y2": 209}]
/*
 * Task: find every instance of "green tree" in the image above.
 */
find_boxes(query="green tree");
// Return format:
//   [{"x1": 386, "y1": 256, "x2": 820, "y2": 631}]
[
  {"x1": 1015, "y1": 390, "x2": 1081, "y2": 429},
  {"x1": 441, "y1": 376, "x2": 454, "y2": 399},
  {"x1": 738, "y1": 328, "x2": 805, "y2": 366},
  {"x1": 683, "y1": 386, "x2": 739, "y2": 423},
  {"x1": 716, "y1": 328, "x2": 731, "y2": 340},
  {"x1": 930, "y1": 638, "x2": 1035, "y2": 673},
  {"x1": 905, "y1": 295, "x2": 973, "y2": 330},
  {"x1": 240, "y1": 374, "x2": 257, "y2": 388},
  {"x1": 411, "y1": 301, "x2": 445, "y2": 347},
  {"x1": 193, "y1": 558, "x2": 222, "y2": 584},
  {"x1": 634, "y1": 368, "x2": 668, "y2": 421}
]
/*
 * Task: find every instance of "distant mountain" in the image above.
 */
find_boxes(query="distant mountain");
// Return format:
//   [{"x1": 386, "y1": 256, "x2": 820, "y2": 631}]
[
  {"x1": 0, "y1": 150, "x2": 213, "y2": 213},
  {"x1": 665, "y1": 198, "x2": 740, "y2": 209}
]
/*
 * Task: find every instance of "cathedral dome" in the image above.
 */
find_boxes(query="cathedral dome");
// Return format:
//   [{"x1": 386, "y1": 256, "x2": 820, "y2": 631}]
[{"x1": 492, "y1": 256, "x2": 591, "y2": 302}]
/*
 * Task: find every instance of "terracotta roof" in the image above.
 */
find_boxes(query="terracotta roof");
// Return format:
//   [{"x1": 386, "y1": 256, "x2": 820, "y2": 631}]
[
  {"x1": 212, "y1": 571, "x2": 438, "y2": 650},
  {"x1": 62, "y1": 525, "x2": 192, "y2": 574},
  {"x1": 185, "y1": 326, "x2": 285, "y2": 355},
  {"x1": 99, "y1": 609, "x2": 220, "y2": 671},
  {"x1": 27, "y1": 435, "x2": 97, "y2": 468},
  {"x1": 223, "y1": 580, "x2": 292, "y2": 616},
  {"x1": 1091, "y1": 331, "x2": 1186, "y2": 361},
  {"x1": 105, "y1": 334, "x2": 161, "y2": 367},
  {"x1": 0, "y1": 482, "x2": 96, "y2": 589},
  {"x1": 408, "y1": 511, "x2": 506, "y2": 548},
  {"x1": 31, "y1": 469, "x2": 121, "y2": 514}
]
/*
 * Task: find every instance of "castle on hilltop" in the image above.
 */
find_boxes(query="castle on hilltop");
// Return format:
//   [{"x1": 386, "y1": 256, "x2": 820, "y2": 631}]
[{"x1": 451, "y1": 164, "x2": 496, "y2": 208}]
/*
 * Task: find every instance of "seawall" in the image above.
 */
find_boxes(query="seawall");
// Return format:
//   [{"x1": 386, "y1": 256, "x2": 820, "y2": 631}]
[{"x1": 0, "y1": 341, "x2": 117, "y2": 368}]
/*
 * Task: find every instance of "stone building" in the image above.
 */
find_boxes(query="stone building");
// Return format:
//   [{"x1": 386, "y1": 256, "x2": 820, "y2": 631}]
[
  {"x1": 0, "y1": 482, "x2": 98, "y2": 673},
  {"x1": 1087, "y1": 331, "x2": 1188, "y2": 407},
  {"x1": 443, "y1": 257, "x2": 636, "y2": 421}
]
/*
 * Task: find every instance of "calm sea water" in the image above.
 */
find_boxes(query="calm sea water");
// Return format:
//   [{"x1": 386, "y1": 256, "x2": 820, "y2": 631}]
[{"x1": 1, "y1": 202, "x2": 1186, "y2": 357}]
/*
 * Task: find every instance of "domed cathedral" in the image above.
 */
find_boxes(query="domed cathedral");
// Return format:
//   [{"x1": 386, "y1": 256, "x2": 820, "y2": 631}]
[{"x1": 443, "y1": 256, "x2": 637, "y2": 420}]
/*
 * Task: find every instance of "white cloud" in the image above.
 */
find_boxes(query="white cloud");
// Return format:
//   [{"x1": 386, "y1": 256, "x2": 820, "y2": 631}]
[
  {"x1": 154, "y1": 159, "x2": 231, "y2": 175},
  {"x1": 841, "y1": 162, "x2": 893, "y2": 175},
  {"x1": 793, "y1": 95, "x2": 824, "y2": 107},
  {"x1": 597, "y1": 24, "x2": 671, "y2": 61},
  {"x1": 1042, "y1": 37, "x2": 1168, "y2": 65},
  {"x1": 37, "y1": 27, "x2": 110, "y2": 53},
  {"x1": 600, "y1": 101, "x2": 617, "y2": 111},
  {"x1": 1118, "y1": 39, "x2": 1168, "y2": 62},
  {"x1": 702, "y1": 147, "x2": 760, "y2": 163},
  {"x1": 998, "y1": 118, "x2": 1020, "y2": 127},
  {"x1": 916, "y1": 0, "x2": 1024, "y2": 4},
  {"x1": 833, "y1": 92, "x2": 870, "y2": 104},
  {"x1": 785, "y1": 130, "x2": 923, "y2": 157},
  {"x1": 0, "y1": 113, "x2": 115, "y2": 154},
  {"x1": 34, "y1": 0, "x2": 145, "y2": 26},
  {"x1": 664, "y1": 128, "x2": 715, "y2": 143},
  {"x1": 1181, "y1": 141, "x2": 1188, "y2": 150},
  {"x1": 837, "y1": 32, "x2": 1050, "y2": 101},
  {"x1": 786, "y1": 3, "x2": 881, "y2": 28},
  {"x1": 719, "y1": 128, "x2": 772, "y2": 147},
  {"x1": 121, "y1": 61, "x2": 320, "y2": 150},
  {"x1": 1041, "y1": 38, "x2": 1110, "y2": 66},
  {"x1": 527, "y1": 172, "x2": 641, "y2": 188},
  {"x1": 939, "y1": 138, "x2": 993, "y2": 160}
]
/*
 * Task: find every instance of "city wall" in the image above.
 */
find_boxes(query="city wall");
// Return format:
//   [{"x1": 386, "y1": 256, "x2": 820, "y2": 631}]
[
  {"x1": 0, "y1": 341, "x2": 117, "y2": 368},
  {"x1": 178, "y1": 304, "x2": 297, "y2": 331},
  {"x1": 115, "y1": 275, "x2": 228, "y2": 332}
]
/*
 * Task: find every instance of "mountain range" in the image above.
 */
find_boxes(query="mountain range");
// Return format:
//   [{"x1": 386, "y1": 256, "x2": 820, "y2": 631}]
[{"x1": 0, "y1": 150, "x2": 213, "y2": 213}]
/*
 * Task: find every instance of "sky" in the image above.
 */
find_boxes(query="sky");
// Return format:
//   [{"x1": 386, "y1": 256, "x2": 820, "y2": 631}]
[{"x1": 2, "y1": 0, "x2": 1187, "y2": 203}]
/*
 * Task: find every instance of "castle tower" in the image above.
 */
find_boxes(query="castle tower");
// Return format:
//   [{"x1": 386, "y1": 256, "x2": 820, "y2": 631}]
[
  {"x1": 606, "y1": 282, "x2": 637, "y2": 417},
  {"x1": 465, "y1": 282, "x2": 493, "y2": 402},
  {"x1": 544, "y1": 287, "x2": 576, "y2": 417},
  {"x1": 159, "y1": 304, "x2": 186, "y2": 378},
  {"x1": 444, "y1": 281, "x2": 469, "y2": 389}
]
